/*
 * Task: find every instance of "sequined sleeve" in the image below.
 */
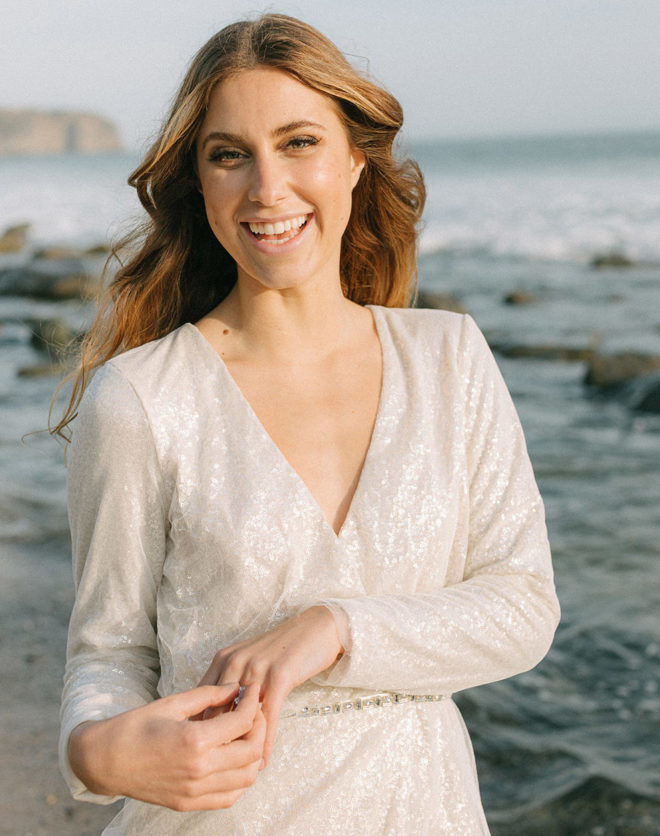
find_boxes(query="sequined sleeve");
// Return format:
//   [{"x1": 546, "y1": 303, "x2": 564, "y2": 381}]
[
  {"x1": 59, "y1": 364, "x2": 168, "y2": 804},
  {"x1": 314, "y1": 314, "x2": 560, "y2": 695}
]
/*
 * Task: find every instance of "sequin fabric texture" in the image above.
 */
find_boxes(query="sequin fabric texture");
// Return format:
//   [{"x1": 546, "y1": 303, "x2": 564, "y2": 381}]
[{"x1": 60, "y1": 308, "x2": 560, "y2": 835}]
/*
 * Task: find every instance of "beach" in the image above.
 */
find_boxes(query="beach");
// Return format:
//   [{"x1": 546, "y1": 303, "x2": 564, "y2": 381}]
[
  {"x1": 1, "y1": 134, "x2": 659, "y2": 834},
  {"x1": 0, "y1": 543, "x2": 120, "y2": 834}
]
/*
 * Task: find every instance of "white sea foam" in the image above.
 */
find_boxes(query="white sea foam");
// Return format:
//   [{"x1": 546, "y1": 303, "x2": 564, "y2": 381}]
[{"x1": 420, "y1": 166, "x2": 660, "y2": 263}]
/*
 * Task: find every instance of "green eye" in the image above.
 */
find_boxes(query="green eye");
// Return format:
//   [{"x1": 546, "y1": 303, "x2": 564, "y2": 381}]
[
  {"x1": 287, "y1": 136, "x2": 318, "y2": 150},
  {"x1": 209, "y1": 148, "x2": 245, "y2": 163}
]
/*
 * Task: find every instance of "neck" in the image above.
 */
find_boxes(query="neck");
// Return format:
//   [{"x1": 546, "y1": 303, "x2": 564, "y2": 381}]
[{"x1": 214, "y1": 276, "x2": 362, "y2": 363}]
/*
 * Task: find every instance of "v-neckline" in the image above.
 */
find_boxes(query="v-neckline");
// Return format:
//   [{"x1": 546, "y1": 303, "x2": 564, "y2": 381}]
[{"x1": 184, "y1": 306, "x2": 387, "y2": 542}]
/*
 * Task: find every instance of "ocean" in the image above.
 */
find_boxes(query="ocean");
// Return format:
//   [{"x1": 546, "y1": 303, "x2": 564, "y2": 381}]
[{"x1": 1, "y1": 132, "x2": 659, "y2": 834}]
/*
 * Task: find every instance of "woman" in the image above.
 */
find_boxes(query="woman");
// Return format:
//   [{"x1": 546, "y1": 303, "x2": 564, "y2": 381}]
[{"x1": 55, "y1": 13, "x2": 560, "y2": 835}]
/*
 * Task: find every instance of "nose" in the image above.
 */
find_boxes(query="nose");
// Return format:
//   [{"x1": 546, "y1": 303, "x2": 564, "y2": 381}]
[{"x1": 247, "y1": 153, "x2": 287, "y2": 206}]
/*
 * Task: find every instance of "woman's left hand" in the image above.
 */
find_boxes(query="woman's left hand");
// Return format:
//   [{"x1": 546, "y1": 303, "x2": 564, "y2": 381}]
[{"x1": 198, "y1": 606, "x2": 343, "y2": 766}]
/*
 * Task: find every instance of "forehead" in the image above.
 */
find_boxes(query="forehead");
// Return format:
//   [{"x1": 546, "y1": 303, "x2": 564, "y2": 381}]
[{"x1": 201, "y1": 67, "x2": 345, "y2": 134}]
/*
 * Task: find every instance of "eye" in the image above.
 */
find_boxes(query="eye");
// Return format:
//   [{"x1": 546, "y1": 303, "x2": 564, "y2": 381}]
[
  {"x1": 208, "y1": 147, "x2": 247, "y2": 165},
  {"x1": 285, "y1": 135, "x2": 319, "y2": 150}
]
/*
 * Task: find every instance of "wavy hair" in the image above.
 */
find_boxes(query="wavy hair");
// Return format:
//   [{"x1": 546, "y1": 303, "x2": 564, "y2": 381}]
[{"x1": 51, "y1": 13, "x2": 425, "y2": 440}]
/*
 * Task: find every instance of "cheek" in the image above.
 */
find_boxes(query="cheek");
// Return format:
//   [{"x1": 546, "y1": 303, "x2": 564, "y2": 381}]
[
  {"x1": 200, "y1": 181, "x2": 234, "y2": 228},
  {"x1": 301, "y1": 158, "x2": 356, "y2": 213},
  {"x1": 301, "y1": 146, "x2": 355, "y2": 185}
]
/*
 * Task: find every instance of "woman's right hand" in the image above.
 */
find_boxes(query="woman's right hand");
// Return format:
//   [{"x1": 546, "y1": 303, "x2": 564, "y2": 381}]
[{"x1": 68, "y1": 682, "x2": 265, "y2": 811}]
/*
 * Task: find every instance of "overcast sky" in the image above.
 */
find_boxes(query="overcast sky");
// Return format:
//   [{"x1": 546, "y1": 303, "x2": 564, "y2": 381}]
[{"x1": 3, "y1": 0, "x2": 660, "y2": 149}]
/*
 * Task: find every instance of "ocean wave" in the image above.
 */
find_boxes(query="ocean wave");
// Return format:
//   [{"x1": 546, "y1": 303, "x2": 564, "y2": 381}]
[{"x1": 419, "y1": 186, "x2": 660, "y2": 265}]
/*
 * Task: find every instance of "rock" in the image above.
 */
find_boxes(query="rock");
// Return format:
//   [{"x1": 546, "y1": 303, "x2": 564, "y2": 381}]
[
  {"x1": 492, "y1": 342, "x2": 596, "y2": 363},
  {"x1": 0, "y1": 258, "x2": 100, "y2": 300},
  {"x1": 17, "y1": 363, "x2": 62, "y2": 378},
  {"x1": 32, "y1": 246, "x2": 86, "y2": 261},
  {"x1": 584, "y1": 352, "x2": 660, "y2": 388},
  {"x1": 0, "y1": 109, "x2": 122, "y2": 155},
  {"x1": 33, "y1": 243, "x2": 111, "y2": 261},
  {"x1": 32, "y1": 243, "x2": 110, "y2": 260},
  {"x1": 590, "y1": 251, "x2": 635, "y2": 269},
  {"x1": 415, "y1": 290, "x2": 467, "y2": 314},
  {"x1": 630, "y1": 375, "x2": 660, "y2": 414},
  {"x1": 0, "y1": 223, "x2": 30, "y2": 253},
  {"x1": 503, "y1": 290, "x2": 539, "y2": 306},
  {"x1": 84, "y1": 243, "x2": 112, "y2": 257}
]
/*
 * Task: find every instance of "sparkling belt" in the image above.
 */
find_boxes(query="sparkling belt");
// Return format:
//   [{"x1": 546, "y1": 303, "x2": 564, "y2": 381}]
[{"x1": 281, "y1": 692, "x2": 449, "y2": 719}]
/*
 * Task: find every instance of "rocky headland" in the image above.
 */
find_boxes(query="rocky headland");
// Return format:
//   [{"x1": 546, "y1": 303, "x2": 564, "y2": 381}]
[{"x1": 0, "y1": 108, "x2": 122, "y2": 155}]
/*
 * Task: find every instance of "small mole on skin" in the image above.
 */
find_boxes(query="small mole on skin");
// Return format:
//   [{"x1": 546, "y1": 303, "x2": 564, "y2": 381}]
[{"x1": 223, "y1": 329, "x2": 229, "y2": 335}]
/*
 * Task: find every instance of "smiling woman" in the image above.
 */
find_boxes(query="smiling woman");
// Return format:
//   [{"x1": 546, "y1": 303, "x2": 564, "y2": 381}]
[
  {"x1": 53, "y1": 13, "x2": 559, "y2": 836},
  {"x1": 195, "y1": 68, "x2": 365, "y2": 295}
]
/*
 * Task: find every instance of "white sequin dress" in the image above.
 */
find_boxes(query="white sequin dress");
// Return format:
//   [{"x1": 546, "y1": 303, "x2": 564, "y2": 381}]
[{"x1": 60, "y1": 307, "x2": 560, "y2": 834}]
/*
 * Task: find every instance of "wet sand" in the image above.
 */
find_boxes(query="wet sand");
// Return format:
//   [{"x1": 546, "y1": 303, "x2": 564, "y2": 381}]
[{"x1": 0, "y1": 544, "x2": 120, "y2": 835}]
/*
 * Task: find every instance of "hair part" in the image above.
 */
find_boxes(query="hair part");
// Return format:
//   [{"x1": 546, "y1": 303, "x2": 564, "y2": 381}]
[{"x1": 51, "y1": 13, "x2": 425, "y2": 440}]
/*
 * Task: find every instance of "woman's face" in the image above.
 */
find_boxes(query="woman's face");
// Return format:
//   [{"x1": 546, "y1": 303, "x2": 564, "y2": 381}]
[{"x1": 195, "y1": 67, "x2": 365, "y2": 295}]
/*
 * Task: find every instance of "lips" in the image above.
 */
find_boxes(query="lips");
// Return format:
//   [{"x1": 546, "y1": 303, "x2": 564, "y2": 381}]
[{"x1": 243, "y1": 214, "x2": 310, "y2": 245}]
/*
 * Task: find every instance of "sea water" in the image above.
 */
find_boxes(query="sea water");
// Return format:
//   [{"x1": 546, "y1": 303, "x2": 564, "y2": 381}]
[{"x1": 1, "y1": 133, "x2": 659, "y2": 834}]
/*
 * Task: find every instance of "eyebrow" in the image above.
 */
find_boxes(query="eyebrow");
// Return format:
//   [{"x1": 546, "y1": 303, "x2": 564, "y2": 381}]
[{"x1": 201, "y1": 120, "x2": 326, "y2": 149}]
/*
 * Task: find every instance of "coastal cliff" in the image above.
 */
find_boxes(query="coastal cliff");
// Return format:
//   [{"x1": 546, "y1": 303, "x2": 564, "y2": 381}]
[{"x1": 0, "y1": 108, "x2": 122, "y2": 155}]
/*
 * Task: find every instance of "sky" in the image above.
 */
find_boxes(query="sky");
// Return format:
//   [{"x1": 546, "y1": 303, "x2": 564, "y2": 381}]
[{"x1": 3, "y1": 0, "x2": 660, "y2": 150}]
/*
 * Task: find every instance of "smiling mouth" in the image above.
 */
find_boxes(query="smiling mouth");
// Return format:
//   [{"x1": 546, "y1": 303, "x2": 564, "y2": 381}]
[{"x1": 243, "y1": 214, "x2": 310, "y2": 245}]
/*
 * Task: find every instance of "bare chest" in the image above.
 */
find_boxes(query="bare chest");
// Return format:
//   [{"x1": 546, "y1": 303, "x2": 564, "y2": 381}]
[{"x1": 226, "y1": 352, "x2": 382, "y2": 535}]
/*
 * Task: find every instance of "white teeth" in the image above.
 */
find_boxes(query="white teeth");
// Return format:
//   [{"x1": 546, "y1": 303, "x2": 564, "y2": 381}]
[{"x1": 248, "y1": 214, "x2": 308, "y2": 237}]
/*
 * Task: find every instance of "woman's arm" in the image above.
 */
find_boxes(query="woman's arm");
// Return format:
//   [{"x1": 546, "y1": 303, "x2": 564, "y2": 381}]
[
  {"x1": 313, "y1": 314, "x2": 560, "y2": 694},
  {"x1": 61, "y1": 364, "x2": 265, "y2": 806},
  {"x1": 61, "y1": 364, "x2": 166, "y2": 801}
]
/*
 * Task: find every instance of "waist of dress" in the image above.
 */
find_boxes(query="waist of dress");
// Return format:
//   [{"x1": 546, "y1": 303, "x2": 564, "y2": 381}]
[{"x1": 280, "y1": 692, "x2": 450, "y2": 720}]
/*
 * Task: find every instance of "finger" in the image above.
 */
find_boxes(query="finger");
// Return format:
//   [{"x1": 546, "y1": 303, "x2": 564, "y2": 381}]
[
  {"x1": 232, "y1": 682, "x2": 260, "y2": 719},
  {"x1": 197, "y1": 647, "x2": 249, "y2": 688},
  {"x1": 203, "y1": 733, "x2": 265, "y2": 771},
  {"x1": 177, "y1": 787, "x2": 246, "y2": 813},
  {"x1": 246, "y1": 706, "x2": 267, "y2": 747},
  {"x1": 197, "y1": 648, "x2": 239, "y2": 687},
  {"x1": 203, "y1": 683, "x2": 261, "y2": 745},
  {"x1": 260, "y1": 691, "x2": 285, "y2": 766},
  {"x1": 241, "y1": 706, "x2": 266, "y2": 764},
  {"x1": 202, "y1": 680, "x2": 255, "y2": 721},
  {"x1": 197, "y1": 660, "x2": 222, "y2": 688},
  {"x1": 165, "y1": 684, "x2": 241, "y2": 722},
  {"x1": 187, "y1": 760, "x2": 261, "y2": 799}
]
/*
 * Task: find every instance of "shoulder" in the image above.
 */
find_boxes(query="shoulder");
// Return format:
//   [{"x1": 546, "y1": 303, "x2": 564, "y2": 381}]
[
  {"x1": 106, "y1": 324, "x2": 194, "y2": 392},
  {"x1": 370, "y1": 305, "x2": 486, "y2": 358},
  {"x1": 370, "y1": 304, "x2": 464, "y2": 332},
  {"x1": 74, "y1": 325, "x2": 194, "y2": 440}
]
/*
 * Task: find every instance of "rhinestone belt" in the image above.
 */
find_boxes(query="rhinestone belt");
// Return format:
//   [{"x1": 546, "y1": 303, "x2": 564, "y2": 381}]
[{"x1": 281, "y1": 692, "x2": 449, "y2": 719}]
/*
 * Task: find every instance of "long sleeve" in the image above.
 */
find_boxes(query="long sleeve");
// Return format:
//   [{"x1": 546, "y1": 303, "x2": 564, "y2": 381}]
[
  {"x1": 314, "y1": 314, "x2": 560, "y2": 695},
  {"x1": 59, "y1": 363, "x2": 168, "y2": 803}
]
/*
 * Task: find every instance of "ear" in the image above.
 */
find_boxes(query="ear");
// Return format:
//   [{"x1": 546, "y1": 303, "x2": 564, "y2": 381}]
[{"x1": 350, "y1": 148, "x2": 366, "y2": 190}]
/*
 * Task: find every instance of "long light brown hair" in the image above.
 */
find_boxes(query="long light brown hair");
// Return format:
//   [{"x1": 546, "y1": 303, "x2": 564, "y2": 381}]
[{"x1": 51, "y1": 13, "x2": 425, "y2": 440}]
